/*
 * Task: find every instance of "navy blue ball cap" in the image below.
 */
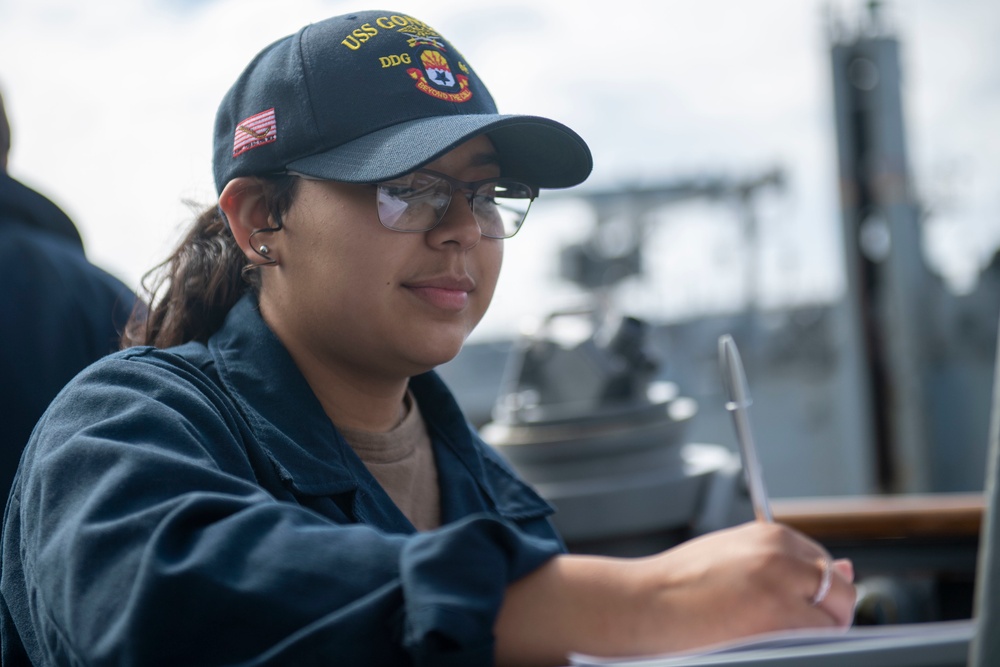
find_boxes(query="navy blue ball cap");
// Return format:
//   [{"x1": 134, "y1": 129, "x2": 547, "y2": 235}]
[{"x1": 213, "y1": 10, "x2": 592, "y2": 193}]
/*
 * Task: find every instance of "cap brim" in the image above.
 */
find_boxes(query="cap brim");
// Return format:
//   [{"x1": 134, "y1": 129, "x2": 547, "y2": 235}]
[{"x1": 285, "y1": 114, "x2": 592, "y2": 189}]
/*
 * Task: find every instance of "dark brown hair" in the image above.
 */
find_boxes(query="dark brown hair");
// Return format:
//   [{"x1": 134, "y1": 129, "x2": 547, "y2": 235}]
[{"x1": 122, "y1": 175, "x2": 298, "y2": 349}]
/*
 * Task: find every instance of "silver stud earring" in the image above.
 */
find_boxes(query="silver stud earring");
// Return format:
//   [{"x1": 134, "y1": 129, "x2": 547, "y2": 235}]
[{"x1": 258, "y1": 244, "x2": 269, "y2": 255}]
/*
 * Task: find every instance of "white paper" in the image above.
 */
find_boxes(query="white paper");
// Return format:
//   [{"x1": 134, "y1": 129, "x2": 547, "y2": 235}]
[{"x1": 569, "y1": 619, "x2": 976, "y2": 666}]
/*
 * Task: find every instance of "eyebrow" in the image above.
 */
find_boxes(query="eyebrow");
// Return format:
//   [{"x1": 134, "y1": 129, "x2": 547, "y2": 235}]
[{"x1": 470, "y1": 151, "x2": 502, "y2": 168}]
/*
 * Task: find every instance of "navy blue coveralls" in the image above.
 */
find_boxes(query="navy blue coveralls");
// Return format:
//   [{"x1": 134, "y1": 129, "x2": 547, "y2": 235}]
[{"x1": 0, "y1": 294, "x2": 563, "y2": 666}]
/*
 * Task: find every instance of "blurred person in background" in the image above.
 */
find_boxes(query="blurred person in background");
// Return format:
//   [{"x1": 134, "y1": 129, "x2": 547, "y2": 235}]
[{"x1": 0, "y1": 85, "x2": 138, "y2": 513}]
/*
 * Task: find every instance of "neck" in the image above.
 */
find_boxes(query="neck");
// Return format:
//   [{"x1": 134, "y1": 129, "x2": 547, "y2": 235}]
[
  {"x1": 307, "y1": 362, "x2": 410, "y2": 432},
  {"x1": 319, "y1": 382, "x2": 409, "y2": 433},
  {"x1": 283, "y1": 344, "x2": 411, "y2": 433}
]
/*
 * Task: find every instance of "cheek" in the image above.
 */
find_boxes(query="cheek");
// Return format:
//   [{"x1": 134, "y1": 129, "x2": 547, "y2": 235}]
[
  {"x1": 316, "y1": 247, "x2": 383, "y2": 302},
  {"x1": 327, "y1": 237, "x2": 406, "y2": 307},
  {"x1": 294, "y1": 213, "x2": 375, "y2": 277},
  {"x1": 475, "y1": 243, "x2": 504, "y2": 309}
]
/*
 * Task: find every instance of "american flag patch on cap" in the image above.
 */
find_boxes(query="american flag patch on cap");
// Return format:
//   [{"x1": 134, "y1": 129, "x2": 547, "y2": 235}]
[{"x1": 233, "y1": 108, "x2": 277, "y2": 157}]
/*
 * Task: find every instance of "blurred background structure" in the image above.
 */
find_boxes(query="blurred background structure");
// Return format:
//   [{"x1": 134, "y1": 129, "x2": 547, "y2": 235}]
[
  {"x1": 437, "y1": 0, "x2": 999, "y2": 624},
  {"x1": 437, "y1": 0, "x2": 999, "y2": 500}
]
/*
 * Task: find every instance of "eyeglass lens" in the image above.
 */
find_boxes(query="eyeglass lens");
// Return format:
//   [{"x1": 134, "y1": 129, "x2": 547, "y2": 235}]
[{"x1": 376, "y1": 170, "x2": 534, "y2": 239}]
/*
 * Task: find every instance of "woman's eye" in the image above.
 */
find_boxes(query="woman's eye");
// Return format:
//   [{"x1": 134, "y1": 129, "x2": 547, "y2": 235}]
[{"x1": 382, "y1": 186, "x2": 416, "y2": 199}]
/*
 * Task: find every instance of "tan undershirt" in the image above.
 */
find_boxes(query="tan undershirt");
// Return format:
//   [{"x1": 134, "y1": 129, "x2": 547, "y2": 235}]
[{"x1": 337, "y1": 392, "x2": 442, "y2": 531}]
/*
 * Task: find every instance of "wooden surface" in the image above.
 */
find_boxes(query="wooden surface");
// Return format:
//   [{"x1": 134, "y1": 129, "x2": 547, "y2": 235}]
[{"x1": 771, "y1": 493, "x2": 984, "y2": 541}]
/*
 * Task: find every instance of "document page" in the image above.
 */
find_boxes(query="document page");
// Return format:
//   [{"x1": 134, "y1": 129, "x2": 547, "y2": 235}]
[{"x1": 569, "y1": 619, "x2": 976, "y2": 667}]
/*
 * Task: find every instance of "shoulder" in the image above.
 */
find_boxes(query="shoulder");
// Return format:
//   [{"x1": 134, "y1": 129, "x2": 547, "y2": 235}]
[
  {"x1": 0, "y1": 173, "x2": 82, "y2": 247},
  {"x1": 42, "y1": 344, "x2": 224, "y2": 426},
  {"x1": 21, "y1": 343, "x2": 250, "y2": 483},
  {"x1": 0, "y1": 220, "x2": 136, "y2": 318},
  {"x1": 82, "y1": 343, "x2": 221, "y2": 396}
]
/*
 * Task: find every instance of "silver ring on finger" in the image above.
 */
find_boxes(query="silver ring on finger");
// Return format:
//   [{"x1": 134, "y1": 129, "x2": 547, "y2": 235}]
[{"x1": 810, "y1": 557, "x2": 833, "y2": 606}]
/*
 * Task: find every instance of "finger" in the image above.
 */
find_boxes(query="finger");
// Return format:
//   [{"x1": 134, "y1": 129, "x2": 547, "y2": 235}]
[
  {"x1": 832, "y1": 558, "x2": 854, "y2": 583},
  {"x1": 812, "y1": 559, "x2": 857, "y2": 627},
  {"x1": 809, "y1": 558, "x2": 834, "y2": 606},
  {"x1": 745, "y1": 525, "x2": 857, "y2": 628}
]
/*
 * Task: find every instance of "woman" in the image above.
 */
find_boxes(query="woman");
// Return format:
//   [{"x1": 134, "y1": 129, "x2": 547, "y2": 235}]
[{"x1": 0, "y1": 10, "x2": 855, "y2": 667}]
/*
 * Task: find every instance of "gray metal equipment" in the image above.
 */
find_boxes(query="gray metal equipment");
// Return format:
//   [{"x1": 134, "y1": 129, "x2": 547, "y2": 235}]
[{"x1": 480, "y1": 307, "x2": 752, "y2": 556}]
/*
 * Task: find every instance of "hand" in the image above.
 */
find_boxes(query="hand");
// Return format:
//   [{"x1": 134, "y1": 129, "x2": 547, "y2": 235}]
[
  {"x1": 495, "y1": 521, "x2": 856, "y2": 666},
  {"x1": 625, "y1": 521, "x2": 856, "y2": 654}
]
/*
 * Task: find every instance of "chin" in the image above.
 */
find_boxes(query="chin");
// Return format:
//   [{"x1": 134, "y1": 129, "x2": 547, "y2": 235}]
[
  {"x1": 423, "y1": 346, "x2": 465, "y2": 370},
  {"x1": 410, "y1": 333, "x2": 469, "y2": 371}
]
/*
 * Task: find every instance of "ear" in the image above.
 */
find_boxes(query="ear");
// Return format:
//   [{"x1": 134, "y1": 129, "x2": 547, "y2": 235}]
[{"x1": 219, "y1": 177, "x2": 271, "y2": 260}]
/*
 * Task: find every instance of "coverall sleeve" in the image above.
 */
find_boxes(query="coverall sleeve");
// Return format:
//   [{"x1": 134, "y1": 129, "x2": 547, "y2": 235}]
[{"x1": 3, "y1": 355, "x2": 561, "y2": 667}]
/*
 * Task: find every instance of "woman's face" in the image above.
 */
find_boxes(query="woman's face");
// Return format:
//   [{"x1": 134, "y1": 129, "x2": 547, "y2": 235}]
[{"x1": 258, "y1": 135, "x2": 504, "y2": 381}]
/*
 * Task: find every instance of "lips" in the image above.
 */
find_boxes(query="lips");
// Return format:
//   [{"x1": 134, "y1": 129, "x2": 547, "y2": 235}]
[{"x1": 403, "y1": 274, "x2": 475, "y2": 311}]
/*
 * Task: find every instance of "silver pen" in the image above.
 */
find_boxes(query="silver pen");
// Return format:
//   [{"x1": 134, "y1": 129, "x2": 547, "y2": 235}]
[{"x1": 718, "y1": 334, "x2": 774, "y2": 523}]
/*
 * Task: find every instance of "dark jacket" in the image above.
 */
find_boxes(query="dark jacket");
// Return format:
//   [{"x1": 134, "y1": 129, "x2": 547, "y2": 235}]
[
  {"x1": 1, "y1": 294, "x2": 563, "y2": 666},
  {"x1": 0, "y1": 173, "x2": 136, "y2": 513}
]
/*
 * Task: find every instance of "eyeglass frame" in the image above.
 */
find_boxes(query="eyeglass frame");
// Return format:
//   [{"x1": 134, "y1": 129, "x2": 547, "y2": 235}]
[
  {"x1": 374, "y1": 168, "x2": 539, "y2": 239},
  {"x1": 282, "y1": 168, "x2": 540, "y2": 239}
]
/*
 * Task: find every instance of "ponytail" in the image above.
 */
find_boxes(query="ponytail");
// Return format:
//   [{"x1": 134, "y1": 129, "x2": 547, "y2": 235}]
[{"x1": 122, "y1": 175, "x2": 298, "y2": 349}]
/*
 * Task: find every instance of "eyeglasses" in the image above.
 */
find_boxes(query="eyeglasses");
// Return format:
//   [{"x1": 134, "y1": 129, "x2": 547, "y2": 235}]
[{"x1": 375, "y1": 169, "x2": 537, "y2": 239}]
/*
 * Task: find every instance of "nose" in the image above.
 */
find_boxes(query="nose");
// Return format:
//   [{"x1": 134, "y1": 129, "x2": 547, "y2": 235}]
[{"x1": 426, "y1": 190, "x2": 482, "y2": 249}]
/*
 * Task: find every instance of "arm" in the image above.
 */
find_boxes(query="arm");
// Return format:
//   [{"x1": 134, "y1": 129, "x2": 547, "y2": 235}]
[
  {"x1": 4, "y1": 353, "x2": 558, "y2": 666},
  {"x1": 495, "y1": 522, "x2": 856, "y2": 666}
]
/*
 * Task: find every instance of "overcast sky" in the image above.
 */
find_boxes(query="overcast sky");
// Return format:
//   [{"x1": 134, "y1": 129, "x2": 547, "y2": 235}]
[{"x1": 2, "y1": 0, "x2": 997, "y2": 339}]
